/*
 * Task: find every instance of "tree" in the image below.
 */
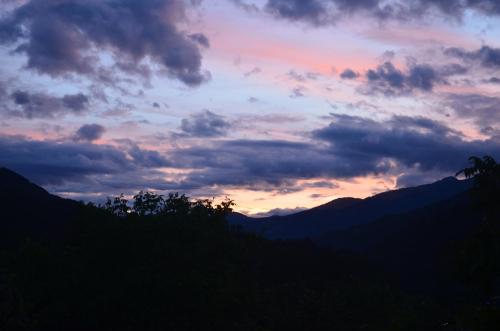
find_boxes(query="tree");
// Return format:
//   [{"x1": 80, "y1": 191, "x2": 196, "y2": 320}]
[
  {"x1": 457, "y1": 155, "x2": 500, "y2": 221},
  {"x1": 133, "y1": 191, "x2": 164, "y2": 216},
  {"x1": 456, "y1": 156, "x2": 500, "y2": 299},
  {"x1": 102, "y1": 193, "x2": 130, "y2": 217},
  {"x1": 101, "y1": 191, "x2": 235, "y2": 222}
]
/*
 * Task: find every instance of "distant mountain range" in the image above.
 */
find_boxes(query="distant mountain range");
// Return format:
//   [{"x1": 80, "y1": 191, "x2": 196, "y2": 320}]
[
  {"x1": 0, "y1": 167, "x2": 482, "y2": 293},
  {"x1": 229, "y1": 176, "x2": 474, "y2": 239},
  {"x1": 230, "y1": 176, "x2": 480, "y2": 293}
]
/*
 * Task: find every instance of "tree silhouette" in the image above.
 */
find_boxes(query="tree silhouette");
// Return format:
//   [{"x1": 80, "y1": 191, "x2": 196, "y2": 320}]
[
  {"x1": 102, "y1": 193, "x2": 130, "y2": 217},
  {"x1": 102, "y1": 191, "x2": 235, "y2": 220},
  {"x1": 456, "y1": 156, "x2": 500, "y2": 300},
  {"x1": 133, "y1": 191, "x2": 164, "y2": 216},
  {"x1": 457, "y1": 155, "x2": 500, "y2": 220}
]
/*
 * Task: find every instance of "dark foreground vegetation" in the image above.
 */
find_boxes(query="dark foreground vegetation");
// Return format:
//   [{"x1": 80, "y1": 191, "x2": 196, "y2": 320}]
[{"x1": 0, "y1": 156, "x2": 499, "y2": 330}]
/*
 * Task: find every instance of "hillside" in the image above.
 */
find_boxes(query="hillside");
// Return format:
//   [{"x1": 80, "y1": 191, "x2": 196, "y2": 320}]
[
  {"x1": 0, "y1": 167, "x2": 84, "y2": 247},
  {"x1": 232, "y1": 177, "x2": 472, "y2": 239},
  {"x1": 0, "y1": 168, "x2": 446, "y2": 330},
  {"x1": 320, "y1": 191, "x2": 481, "y2": 294},
  {"x1": 1, "y1": 167, "x2": 498, "y2": 330}
]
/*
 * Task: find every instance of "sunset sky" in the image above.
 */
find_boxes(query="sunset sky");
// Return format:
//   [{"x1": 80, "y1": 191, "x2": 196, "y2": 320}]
[{"x1": 1, "y1": 0, "x2": 500, "y2": 216}]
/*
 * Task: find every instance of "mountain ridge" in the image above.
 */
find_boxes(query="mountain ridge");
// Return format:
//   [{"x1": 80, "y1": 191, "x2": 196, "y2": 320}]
[
  {"x1": 230, "y1": 176, "x2": 472, "y2": 239},
  {"x1": 0, "y1": 167, "x2": 85, "y2": 246}
]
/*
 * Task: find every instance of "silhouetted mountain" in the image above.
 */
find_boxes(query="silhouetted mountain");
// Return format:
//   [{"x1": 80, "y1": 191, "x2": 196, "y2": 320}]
[
  {"x1": 0, "y1": 167, "x2": 84, "y2": 246},
  {"x1": 1, "y1": 168, "x2": 447, "y2": 331},
  {"x1": 231, "y1": 177, "x2": 473, "y2": 239},
  {"x1": 320, "y1": 191, "x2": 481, "y2": 294}
]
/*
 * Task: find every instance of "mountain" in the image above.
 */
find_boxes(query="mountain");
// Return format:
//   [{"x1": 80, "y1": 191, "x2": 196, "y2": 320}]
[
  {"x1": 231, "y1": 176, "x2": 473, "y2": 239},
  {"x1": 0, "y1": 167, "x2": 84, "y2": 246},
  {"x1": 2, "y1": 168, "x2": 447, "y2": 331},
  {"x1": 230, "y1": 176, "x2": 480, "y2": 295},
  {"x1": 320, "y1": 191, "x2": 481, "y2": 294}
]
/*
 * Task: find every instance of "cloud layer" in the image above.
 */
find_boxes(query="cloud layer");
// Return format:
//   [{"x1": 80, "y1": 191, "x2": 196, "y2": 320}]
[
  {"x1": 0, "y1": 0, "x2": 210, "y2": 86},
  {"x1": 265, "y1": 0, "x2": 500, "y2": 25},
  {"x1": 6, "y1": 90, "x2": 89, "y2": 118}
]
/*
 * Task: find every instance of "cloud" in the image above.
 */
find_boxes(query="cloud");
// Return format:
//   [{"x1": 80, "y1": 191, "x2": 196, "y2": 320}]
[
  {"x1": 363, "y1": 62, "x2": 444, "y2": 95},
  {"x1": 62, "y1": 93, "x2": 90, "y2": 111},
  {"x1": 0, "y1": 135, "x2": 171, "y2": 187},
  {"x1": 445, "y1": 46, "x2": 500, "y2": 69},
  {"x1": 188, "y1": 33, "x2": 210, "y2": 48},
  {"x1": 312, "y1": 114, "x2": 500, "y2": 173},
  {"x1": 74, "y1": 124, "x2": 106, "y2": 142},
  {"x1": 3, "y1": 113, "x2": 500, "y2": 197},
  {"x1": 438, "y1": 63, "x2": 469, "y2": 76},
  {"x1": 170, "y1": 139, "x2": 341, "y2": 189},
  {"x1": 6, "y1": 90, "x2": 90, "y2": 118},
  {"x1": 263, "y1": 0, "x2": 500, "y2": 25},
  {"x1": 244, "y1": 67, "x2": 262, "y2": 77},
  {"x1": 265, "y1": 0, "x2": 328, "y2": 25},
  {"x1": 446, "y1": 94, "x2": 500, "y2": 130},
  {"x1": 168, "y1": 113, "x2": 500, "y2": 192},
  {"x1": 406, "y1": 64, "x2": 439, "y2": 91},
  {"x1": 0, "y1": 0, "x2": 210, "y2": 86},
  {"x1": 180, "y1": 110, "x2": 231, "y2": 137},
  {"x1": 290, "y1": 86, "x2": 306, "y2": 98},
  {"x1": 340, "y1": 68, "x2": 359, "y2": 79},
  {"x1": 486, "y1": 77, "x2": 500, "y2": 84},
  {"x1": 229, "y1": 0, "x2": 261, "y2": 13},
  {"x1": 287, "y1": 70, "x2": 319, "y2": 82},
  {"x1": 304, "y1": 180, "x2": 338, "y2": 189}
]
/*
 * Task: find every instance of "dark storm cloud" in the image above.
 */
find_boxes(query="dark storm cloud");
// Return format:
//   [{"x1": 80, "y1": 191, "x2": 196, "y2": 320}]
[
  {"x1": 0, "y1": 0, "x2": 209, "y2": 86},
  {"x1": 364, "y1": 62, "x2": 444, "y2": 95},
  {"x1": 340, "y1": 68, "x2": 359, "y2": 79},
  {"x1": 169, "y1": 114, "x2": 500, "y2": 190},
  {"x1": 3, "y1": 113, "x2": 500, "y2": 194},
  {"x1": 264, "y1": 0, "x2": 500, "y2": 24},
  {"x1": 180, "y1": 110, "x2": 231, "y2": 137},
  {"x1": 74, "y1": 124, "x2": 106, "y2": 142},
  {"x1": 7, "y1": 90, "x2": 90, "y2": 118},
  {"x1": 170, "y1": 139, "x2": 343, "y2": 189},
  {"x1": 312, "y1": 114, "x2": 500, "y2": 172},
  {"x1": 445, "y1": 46, "x2": 500, "y2": 69},
  {"x1": 0, "y1": 135, "x2": 171, "y2": 186},
  {"x1": 128, "y1": 145, "x2": 171, "y2": 168}
]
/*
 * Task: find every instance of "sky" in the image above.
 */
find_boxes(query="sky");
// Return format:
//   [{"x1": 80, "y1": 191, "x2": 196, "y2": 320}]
[{"x1": 1, "y1": 0, "x2": 500, "y2": 216}]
